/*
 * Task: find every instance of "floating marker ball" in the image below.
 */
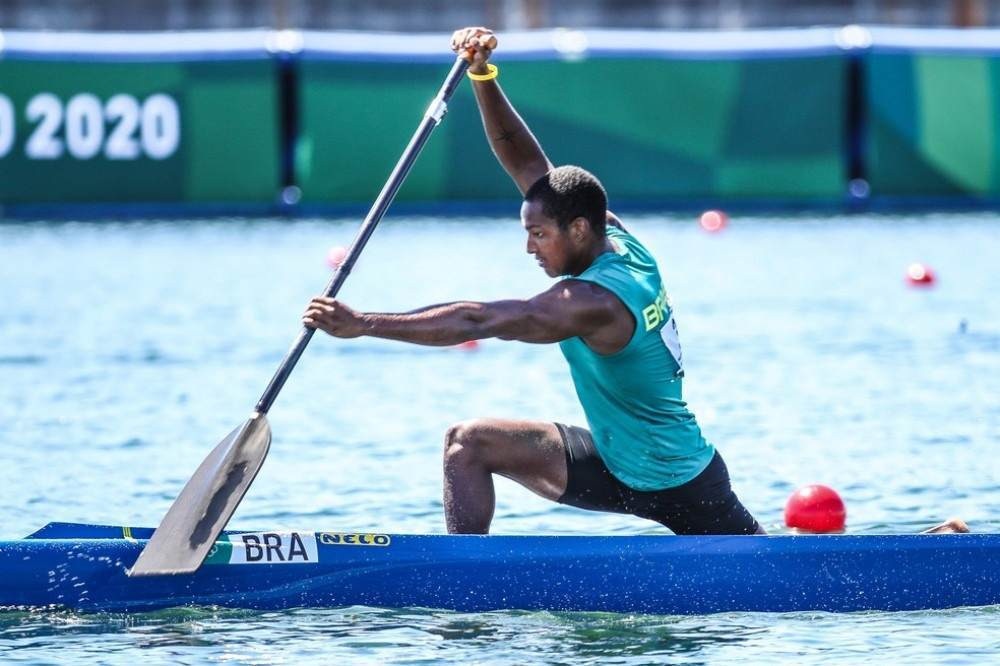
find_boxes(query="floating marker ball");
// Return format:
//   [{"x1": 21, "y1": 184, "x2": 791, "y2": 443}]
[
  {"x1": 906, "y1": 262, "x2": 936, "y2": 287},
  {"x1": 326, "y1": 245, "x2": 348, "y2": 269},
  {"x1": 699, "y1": 210, "x2": 728, "y2": 233},
  {"x1": 784, "y1": 484, "x2": 846, "y2": 533},
  {"x1": 454, "y1": 340, "x2": 480, "y2": 351}
]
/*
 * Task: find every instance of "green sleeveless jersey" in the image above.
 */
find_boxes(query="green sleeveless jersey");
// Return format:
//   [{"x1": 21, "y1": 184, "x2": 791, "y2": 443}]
[{"x1": 558, "y1": 224, "x2": 715, "y2": 491}]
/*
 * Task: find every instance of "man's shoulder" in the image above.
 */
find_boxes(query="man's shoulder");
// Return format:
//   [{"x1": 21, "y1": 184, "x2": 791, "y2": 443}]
[
  {"x1": 554, "y1": 278, "x2": 630, "y2": 316},
  {"x1": 557, "y1": 277, "x2": 621, "y2": 301}
]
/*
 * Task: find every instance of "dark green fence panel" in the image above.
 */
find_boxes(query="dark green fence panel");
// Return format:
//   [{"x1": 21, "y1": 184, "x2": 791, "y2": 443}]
[
  {"x1": 864, "y1": 28, "x2": 1000, "y2": 201},
  {"x1": 296, "y1": 30, "x2": 847, "y2": 209}
]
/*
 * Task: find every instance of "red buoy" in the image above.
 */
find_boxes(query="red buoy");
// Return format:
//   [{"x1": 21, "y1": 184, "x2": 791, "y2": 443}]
[
  {"x1": 906, "y1": 263, "x2": 936, "y2": 287},
  {"x1": 454, "y1": 340, "x2": 479, "y2": 351},
  {"x1": 699, "y1": 210, "x2": 728, "y2": 233},
  {"x1": 784, "y1": 484, "x2": 846, "y2": 533}
]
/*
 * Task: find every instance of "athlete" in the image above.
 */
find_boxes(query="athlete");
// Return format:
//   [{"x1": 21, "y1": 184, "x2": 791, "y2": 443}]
[{"x1": 303, "y1": 27, "x2": 763, "y2": 535}]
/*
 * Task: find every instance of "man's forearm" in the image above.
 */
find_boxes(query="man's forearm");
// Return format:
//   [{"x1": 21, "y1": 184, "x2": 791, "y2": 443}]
[
  {"x1": 470, "y1": 79, "x2": 551, "y2": 194},
  {"x1": 359, "y1": 302, "x2": 490, "y2": 346}
]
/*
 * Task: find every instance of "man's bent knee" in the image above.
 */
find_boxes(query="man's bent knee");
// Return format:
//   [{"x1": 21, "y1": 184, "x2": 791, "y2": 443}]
[{"x1": 443, "y1": 419, "x2": 493, "y2": 470}]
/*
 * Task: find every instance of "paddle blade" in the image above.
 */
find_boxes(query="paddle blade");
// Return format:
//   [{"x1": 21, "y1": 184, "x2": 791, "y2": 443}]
[{"x1": 128, "y1": 413, "x2": 271, "y2": 577}]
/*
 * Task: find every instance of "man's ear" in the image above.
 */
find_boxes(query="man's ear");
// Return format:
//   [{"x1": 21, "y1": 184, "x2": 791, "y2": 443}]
[{"x1": 570, "y1": 217, "x2": 589, "y2": 243}]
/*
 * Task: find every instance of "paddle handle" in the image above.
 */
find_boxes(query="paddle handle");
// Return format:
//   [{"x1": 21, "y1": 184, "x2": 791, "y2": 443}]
[{"x1": 255, "y1": 56, "x2": 471, "y2": 415}]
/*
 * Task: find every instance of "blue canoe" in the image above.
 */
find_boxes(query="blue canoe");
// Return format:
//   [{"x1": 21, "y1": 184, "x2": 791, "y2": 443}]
[{"x1": 1, "y1": 522, "x2": 998, "y2": 614}]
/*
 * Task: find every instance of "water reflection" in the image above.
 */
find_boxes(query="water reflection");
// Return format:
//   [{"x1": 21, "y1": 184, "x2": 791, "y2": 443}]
[
  {"x1": 2, "y1": 602, "x2": 999, "y2": 664},
  {"x1": 543, "y1": 612, "x2": 764, "y2": 659}
]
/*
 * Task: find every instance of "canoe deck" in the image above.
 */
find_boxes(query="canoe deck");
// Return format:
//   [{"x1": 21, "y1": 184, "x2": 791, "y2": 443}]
[{"x1": 1, "y1": 523, "x2": 998, "y2": 614}]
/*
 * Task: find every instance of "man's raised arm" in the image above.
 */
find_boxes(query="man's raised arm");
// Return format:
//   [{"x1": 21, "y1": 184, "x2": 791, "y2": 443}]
[{"x1": 451, "y1": 27, "x2": 553, "y2": 195}]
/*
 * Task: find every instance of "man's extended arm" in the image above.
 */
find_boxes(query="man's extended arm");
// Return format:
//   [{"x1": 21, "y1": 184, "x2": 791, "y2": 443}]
[
  {"x1": 452, "y1": 27, "x2": 552, "y2": 195},
  {"x1": 303, "y1": 281, "x2": 622, "y2": 349}
]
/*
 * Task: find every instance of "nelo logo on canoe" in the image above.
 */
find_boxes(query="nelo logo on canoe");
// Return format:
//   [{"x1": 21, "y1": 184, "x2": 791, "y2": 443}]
[{"x1": 319, "y1": 532, "x2": 391, "y2": 547}]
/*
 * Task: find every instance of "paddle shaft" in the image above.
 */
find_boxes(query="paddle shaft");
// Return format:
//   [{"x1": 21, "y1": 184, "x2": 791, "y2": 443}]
[{"x1": 255, "y1": 56, "x2": 469, "y2": 415}]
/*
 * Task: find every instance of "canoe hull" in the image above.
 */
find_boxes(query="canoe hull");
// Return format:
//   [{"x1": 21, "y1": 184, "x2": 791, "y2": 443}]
[{"x1": 2, "y1": 527, "x2": 998, "y2": 614}]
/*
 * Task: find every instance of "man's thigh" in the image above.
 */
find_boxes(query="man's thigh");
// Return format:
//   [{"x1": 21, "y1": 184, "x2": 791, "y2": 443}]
[{"x1": 456, "y1": 418, "x2": 568, "y2": 502}]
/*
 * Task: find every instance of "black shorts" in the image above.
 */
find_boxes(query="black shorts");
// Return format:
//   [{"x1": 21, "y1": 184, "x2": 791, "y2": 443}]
[{"x1": 555, "y1": 423, "x2": 760, "y2": 535}]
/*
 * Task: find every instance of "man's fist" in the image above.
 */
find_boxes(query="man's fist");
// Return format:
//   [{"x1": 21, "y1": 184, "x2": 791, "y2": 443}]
[{"x1": 451, "y1": 27, "x2": 498, "y2": 73}]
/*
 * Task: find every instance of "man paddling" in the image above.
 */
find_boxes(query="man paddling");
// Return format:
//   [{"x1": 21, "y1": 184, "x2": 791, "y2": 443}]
[{"x1": 304, "y1": 27, "x2": 763, "y2": 536}]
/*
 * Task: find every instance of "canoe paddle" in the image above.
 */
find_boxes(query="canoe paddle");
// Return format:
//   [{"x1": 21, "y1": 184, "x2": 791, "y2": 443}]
[{"x1": 129, "y1": 55, "x2": 472, "y2": 577}]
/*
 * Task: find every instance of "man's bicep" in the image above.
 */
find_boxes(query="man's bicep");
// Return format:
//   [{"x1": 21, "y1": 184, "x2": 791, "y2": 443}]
[{"x1": 521, "y1": 281, "x2": 618, "y2": 341}]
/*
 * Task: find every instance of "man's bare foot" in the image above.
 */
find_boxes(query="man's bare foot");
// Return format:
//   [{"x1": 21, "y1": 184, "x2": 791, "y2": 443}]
[{"x1": 921, "y1": 518, "x2": 970, "y2": 534}]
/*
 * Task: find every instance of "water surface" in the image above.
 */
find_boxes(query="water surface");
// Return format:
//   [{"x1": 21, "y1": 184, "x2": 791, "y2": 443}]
[{"x1": 1, "y1": 213, "x2": 998, "y2": 662}]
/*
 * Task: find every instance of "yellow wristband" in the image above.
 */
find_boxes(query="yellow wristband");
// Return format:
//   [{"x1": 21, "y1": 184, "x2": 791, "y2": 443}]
[{"x1": 467, "y1": 64, "x2": 499, "y2": 82}]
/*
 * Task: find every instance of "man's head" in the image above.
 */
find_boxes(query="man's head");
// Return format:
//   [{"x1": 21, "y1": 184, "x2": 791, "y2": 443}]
[{"x1": 521, "y1": 166, "x2": 608, "y2": 277}]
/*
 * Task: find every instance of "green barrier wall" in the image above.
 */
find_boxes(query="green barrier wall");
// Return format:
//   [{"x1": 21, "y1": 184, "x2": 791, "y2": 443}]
[
  {"x1": 0, "y1": 52, "x2": 280, "y2": 208},
  {"x1": 5, "y1": 28, "x2": 1000, "y2": 214},
  {"x1": 297, "y1": 56, "x2": 846, "y2": 207},
  {"x1": 865, "y1": 51, "x2": 1000, "y2": 199}
]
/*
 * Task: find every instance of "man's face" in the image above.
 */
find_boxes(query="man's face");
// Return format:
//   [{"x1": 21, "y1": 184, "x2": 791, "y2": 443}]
[{"x1": 521, "y1": 199, "x2": 573, "y2": 277}]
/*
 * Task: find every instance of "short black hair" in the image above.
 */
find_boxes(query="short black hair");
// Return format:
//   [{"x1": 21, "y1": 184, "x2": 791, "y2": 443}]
[{"x1": 524, "y1": 166, "x2": 607, "y2": 238}]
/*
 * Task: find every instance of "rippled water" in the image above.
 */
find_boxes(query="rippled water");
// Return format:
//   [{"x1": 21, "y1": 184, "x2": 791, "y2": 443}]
[{"x1": 1, "y1": 213, "x2": 998, "y2": 663}]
